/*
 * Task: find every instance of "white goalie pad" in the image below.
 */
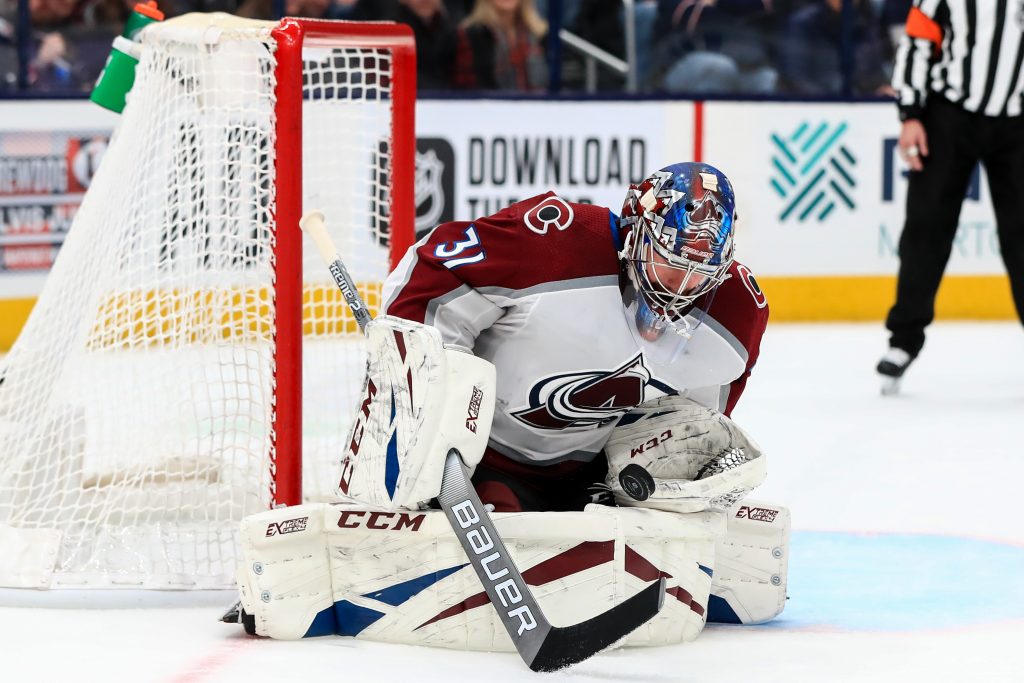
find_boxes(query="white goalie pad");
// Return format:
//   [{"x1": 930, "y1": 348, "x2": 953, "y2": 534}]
[
  {"x1": 235, "y1": 504, "x2": 334, "y2": 640},
  {"x1": 339, "y1": 316, "x2": 496, "y2": 509},
  {"x1": 604, "y1": 396, "x2": 767, "y2": 513},
  {"x1": 709, "y1": 499, "x2": 791, "y2": 624},
  {"x1": 236, "y1": 503, "x2": 722, "y2": 648}
]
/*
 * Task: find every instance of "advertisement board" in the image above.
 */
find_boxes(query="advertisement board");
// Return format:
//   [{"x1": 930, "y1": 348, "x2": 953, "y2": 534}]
[
  {"x1": 415, "y1": 100, "x2": 693, "y2": 235},
  {"x1": 0, "y1": 103, "x2": 118, "y2": 296},
  {"x1": 0, "y1": 98, "x2": 1014, "y2": 347},
  {"x1": 703, "y1": 102, "x2": 1001, "y2": 277}
]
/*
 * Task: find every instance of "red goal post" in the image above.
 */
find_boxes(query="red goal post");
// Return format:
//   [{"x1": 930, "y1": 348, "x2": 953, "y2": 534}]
[{"x1": 272, "y1": 18, "x2": 416, "y2": 508}]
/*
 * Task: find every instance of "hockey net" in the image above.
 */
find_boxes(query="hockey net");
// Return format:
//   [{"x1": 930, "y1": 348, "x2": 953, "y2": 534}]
[{"x1": 0, "y1": 14, "x2": 415, "y2": 592}]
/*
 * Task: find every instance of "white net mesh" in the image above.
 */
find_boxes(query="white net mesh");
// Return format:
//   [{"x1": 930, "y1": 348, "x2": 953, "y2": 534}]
[
  {"x1": 301, "y1": 43, "x2": 395, "y2": 502},
  {"x1": 0, "y1": 15, "x2": 403, "y2": 591}
]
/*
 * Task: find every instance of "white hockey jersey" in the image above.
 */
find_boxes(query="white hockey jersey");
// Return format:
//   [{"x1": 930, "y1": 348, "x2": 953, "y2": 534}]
[{"x1": 383, "y1": 193, "x2": 769, "y2": 466}]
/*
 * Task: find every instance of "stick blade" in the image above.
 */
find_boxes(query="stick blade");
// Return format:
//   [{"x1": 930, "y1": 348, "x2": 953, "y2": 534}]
[{"x1": 527, "y1": 577, "x2": 666, "y2": 672}]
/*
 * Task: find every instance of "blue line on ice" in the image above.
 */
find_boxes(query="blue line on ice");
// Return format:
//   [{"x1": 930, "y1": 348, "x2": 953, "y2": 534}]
[{"x1": 754, "y1": 531, "x2": 1024, "y2": 631}]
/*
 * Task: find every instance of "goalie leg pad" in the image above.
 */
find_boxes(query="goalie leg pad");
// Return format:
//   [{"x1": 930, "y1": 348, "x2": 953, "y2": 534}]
[
  {"x1": 708, "y1": 499, "x2": 791, "y2": 624},
  {"x1": 325, "y1": 504, "x2": 722, "y2": 650},
  {"x1": 235, "y1": 504, "x2": 335, "y2": 639},
  {"x1": 234, "y1": 501, "x2": 789, "y2": 641}
]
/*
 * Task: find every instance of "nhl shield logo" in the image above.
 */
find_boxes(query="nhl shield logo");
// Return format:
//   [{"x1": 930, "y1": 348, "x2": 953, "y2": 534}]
[
  {"x1": 415, "y1": 138, "x2": 455, "y2": 237},
  {"x1": 416, "y1": 149, "x2": 445, "y2": 232}
]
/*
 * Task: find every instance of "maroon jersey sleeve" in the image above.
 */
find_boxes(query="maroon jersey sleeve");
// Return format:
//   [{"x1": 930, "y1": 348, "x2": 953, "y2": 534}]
[
  {"x1": 383, "y1": 193, "x2": 620, "y2": 347},
  {"x1": 703, "y1": 260, "x2": 770, "y2": 416}
]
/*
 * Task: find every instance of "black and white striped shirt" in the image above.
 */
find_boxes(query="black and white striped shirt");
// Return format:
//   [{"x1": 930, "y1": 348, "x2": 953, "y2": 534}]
[{"x1": 893, "y1": 0, "x2": 1024, "y2": 118}]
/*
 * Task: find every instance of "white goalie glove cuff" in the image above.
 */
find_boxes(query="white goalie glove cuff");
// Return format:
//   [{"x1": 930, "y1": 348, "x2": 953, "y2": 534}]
[{"x1": 604, "y1": 396, "x2": 766, "y2": 513}]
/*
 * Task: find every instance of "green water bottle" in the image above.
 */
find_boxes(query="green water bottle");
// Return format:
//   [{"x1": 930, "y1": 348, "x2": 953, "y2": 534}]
[
  {"x1": 89, "y1": 36, "x2": 143, "y2": 113},
  {"x1": 90, "y1": 3, "x2": 164, "y2": 113},
  {"x1": 123, "y1": 2, "x2": 165, "y2": 41}
]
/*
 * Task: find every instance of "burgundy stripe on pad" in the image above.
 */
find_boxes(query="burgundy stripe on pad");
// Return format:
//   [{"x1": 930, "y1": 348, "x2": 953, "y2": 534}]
[
  {"x1": 625, "y1": 545, "x2": 706, "y2": 617},
  {"x1": 393, "y1": 330, "x2": 407, "y2": 362},
  {"x1": 415, "y1": 541, "x2": 613, "y2": 630}
]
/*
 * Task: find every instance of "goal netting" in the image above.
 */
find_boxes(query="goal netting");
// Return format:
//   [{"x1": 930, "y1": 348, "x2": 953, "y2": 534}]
[{"x1": 0, "y1": 14, "x2": 415, "y2": 592}]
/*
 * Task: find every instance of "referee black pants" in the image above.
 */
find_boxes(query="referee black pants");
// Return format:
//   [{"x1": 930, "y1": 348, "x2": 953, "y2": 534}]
[{"x1": 886, "y1": 97, "x2": 1024, "y2": 356}]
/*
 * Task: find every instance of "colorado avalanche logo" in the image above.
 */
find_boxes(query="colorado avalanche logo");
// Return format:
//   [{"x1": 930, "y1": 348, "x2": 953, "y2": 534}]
[
  {"x1": 686, "y1": 190, "x2": 727, "y2": 241},
  {"x1": 512, "y1": 354, "x2": 651, "y2": 430},
  {"x1": 524, "y1": 195, "x2": 574, "y2": 235}
]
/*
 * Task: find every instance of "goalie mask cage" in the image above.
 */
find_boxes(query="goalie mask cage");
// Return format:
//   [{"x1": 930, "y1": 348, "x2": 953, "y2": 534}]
[{"x1": 0, "y1": 14, "x2": 415, "y2": 594}]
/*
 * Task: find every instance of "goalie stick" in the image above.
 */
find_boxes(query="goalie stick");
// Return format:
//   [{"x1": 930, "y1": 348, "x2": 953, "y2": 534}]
[{"x1": 299, "y1": 211, "x2": 666, "y2": 672}]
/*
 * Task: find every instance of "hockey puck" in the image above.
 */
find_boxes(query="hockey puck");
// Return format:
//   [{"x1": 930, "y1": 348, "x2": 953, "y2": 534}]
[{"x1": 618, "y1": 464, "x2": 655, "y2": 501}]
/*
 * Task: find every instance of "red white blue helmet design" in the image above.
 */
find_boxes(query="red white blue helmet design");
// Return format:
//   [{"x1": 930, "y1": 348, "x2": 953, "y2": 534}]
[{"x1": 619, "y1": 162, "x2": 737, "y2": 318}]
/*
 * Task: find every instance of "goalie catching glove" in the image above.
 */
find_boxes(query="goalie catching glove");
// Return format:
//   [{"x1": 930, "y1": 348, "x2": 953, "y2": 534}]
[
  {"x1": 604, "y1": 396, "x2": 766, "y2": 513},
  {"x1": 604, "y1": 397, "x2": 787, "y2": 625},
  {"x1": 337, "y1": 316, "x2": 496, "y2": 509}
]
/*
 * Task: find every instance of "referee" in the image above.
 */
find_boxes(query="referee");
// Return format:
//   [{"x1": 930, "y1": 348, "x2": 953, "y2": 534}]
[{"x1": 878, "y1": 0, "x2": 1024, "y2": 387}]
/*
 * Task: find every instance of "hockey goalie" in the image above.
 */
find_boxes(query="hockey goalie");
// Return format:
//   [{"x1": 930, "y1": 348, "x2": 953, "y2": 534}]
[{"x1": 226, "y1": 162, "x2": 790, "y2": 659}]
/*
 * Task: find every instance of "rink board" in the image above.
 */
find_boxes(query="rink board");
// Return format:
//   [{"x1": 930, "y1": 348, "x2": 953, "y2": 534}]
[{"x1": 0, "y1": 98, "x2": 1016, "y2": 353}]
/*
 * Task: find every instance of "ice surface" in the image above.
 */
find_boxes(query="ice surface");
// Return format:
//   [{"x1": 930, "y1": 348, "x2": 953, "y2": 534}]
[{"x1": 2, "y1": 322, "x2": 1022, "y2": 682}]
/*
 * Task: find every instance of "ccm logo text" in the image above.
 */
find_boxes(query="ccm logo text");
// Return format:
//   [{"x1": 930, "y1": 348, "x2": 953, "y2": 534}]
[
  {"x1": 340, "y1": 379, "x2": 377, "y2": 494},
  {"x1": 630, "y1": 429, "x2": 673, "y2": 458},
  {"x1": 337, "y1": 510, "x2": 426, "y2": 531}
]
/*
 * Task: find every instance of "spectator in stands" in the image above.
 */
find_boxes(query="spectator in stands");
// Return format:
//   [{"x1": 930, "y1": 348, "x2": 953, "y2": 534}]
[
  {"x1": 81, "y1": 0, "x2": 128, "y2": 25},
  {"x1": 238, "y1": 0, "x2": 334, "y2": 19},
  {"x1": 236, "y1": 0, "x2": 270, "y2": 17},
  {"x1": 452, "y1": 0, "x2": 548, "y2": 91},
  {"x1": 777, "y1": 0, "x2": 892, "y2": 95},
  {"x1": 878, "y1": 0, "x2": 911, "y2": 80},
  {"x1": 286, "y1": 0, "x2": 332, "y2": 16},
  {"x1": 29, "y1": 31, "x2": 76, "y2": 91},
  {"x1": 653, "y1": 0, "x2": 777, "y2": 95},
  {"x1": 175, "y1": 0, "x2": 242, "y2": 12},
  {"x1": 22, "y1": 0, "x2": 89, "y2": 92},
  {"x1": 352, "y1": 0, "x2": 458, "y2": 90},
  {"x1": 1, "y1": 0, "x2": 18, "y2": 91},
  {"x1": 328, "y1": 0, "x2": 360, "y2": 17},
  {"x1": 569, "y1": 0, "x2": 625, "y2": 91}
]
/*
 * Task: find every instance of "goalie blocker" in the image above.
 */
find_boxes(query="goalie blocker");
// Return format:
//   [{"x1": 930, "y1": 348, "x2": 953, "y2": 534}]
[{"x1": 336, "y1": 315, "x2": 496, "y2": 510}]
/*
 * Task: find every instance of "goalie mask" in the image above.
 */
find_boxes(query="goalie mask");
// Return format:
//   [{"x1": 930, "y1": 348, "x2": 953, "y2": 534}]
[{"x1": 619, "y1": 162, "x2": 737, "y2": 356}]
